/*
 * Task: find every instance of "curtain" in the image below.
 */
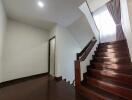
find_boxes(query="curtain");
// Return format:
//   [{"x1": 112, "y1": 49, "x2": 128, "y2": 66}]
[{"x1": 107, "y1": 0, "x2": 125, "y2": 41}]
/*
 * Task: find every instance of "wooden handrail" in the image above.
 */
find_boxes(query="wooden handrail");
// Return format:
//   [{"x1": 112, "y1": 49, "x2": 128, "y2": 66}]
[
  {"x1": 75, "y1": 37, "x2": 97, "y2": 88},
  {"x1": 77, "y1": 37, "x2": 96, "y2": 61},
  {"x1": 74, "y1": 1, "x2": 99, "y2": 98}
]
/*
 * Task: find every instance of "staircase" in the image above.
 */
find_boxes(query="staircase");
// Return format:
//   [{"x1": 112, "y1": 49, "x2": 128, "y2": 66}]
[{"x1": 81, "y1": 40, "x2": 132, "y2": 99}]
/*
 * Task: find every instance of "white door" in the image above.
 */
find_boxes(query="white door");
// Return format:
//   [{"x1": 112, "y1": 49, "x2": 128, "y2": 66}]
[{"x1": 49, "y1": 38, "x2": 56, "y2": 76}]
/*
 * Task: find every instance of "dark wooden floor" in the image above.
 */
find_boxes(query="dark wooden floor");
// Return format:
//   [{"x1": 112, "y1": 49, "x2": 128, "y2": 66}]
[{"x1": 0, "y1": 76, "x2": 87, "y2": 100}]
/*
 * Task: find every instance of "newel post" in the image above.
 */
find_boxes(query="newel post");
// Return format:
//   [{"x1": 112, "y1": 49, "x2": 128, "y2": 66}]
[{"x1": 75, "y1": 60, "x2": 81, "y2": 89}]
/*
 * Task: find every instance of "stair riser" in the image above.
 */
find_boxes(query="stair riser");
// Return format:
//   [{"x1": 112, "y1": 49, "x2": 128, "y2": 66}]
[
  {"x1": 98, "y1": 45, "x2": 127, "y2": 49},
  {"x1": 90, "y1": 63, "x2": 132, "y2": 70},
  {"x1": 78, "y1": 85, "x2": 107, "y2": 100},
  {"x1": 87, "y1": 69, "x2": 132, "y2": 86},
  {"x1": 86, "y1": 77, "x2": 132, "y2": 99},
  {"x1": 87, "y1": 66, "x2": 132, "y2": 75},
  {"x1": 93, "y1": 59, "x2": 130, "y2": 64},
  {"x1": 94, "y1": 56, "x2": 131, "y2": 60},
  {"x1": 91, "y1": 60, "x2": 132, "y2": 65},
  {"x1": 98, "y1": 43, "x2": 127, "y2": 48},
  {"x1": 86, "y1": 71, "x2": 132, "y2": 89},
  {"x1": 93, "y1": 57, "x2": 131, "y2": 63},
  {"x1": 99, "y1": 41, "x2": 127, "y2": 47},
  {"x1": 82, "y1": 76, "x2": 126, "y2": 100},
  {"x1": 96, "y1": 50, "x2": 129, "y2": 54},
  {"x1": 100, "y1": 40, "x2": 126, "y2": 45},
  {"x1": 95, "y1": 53, "x2": 129, "y2": 58},
  {"x1": 91, "y1": 60, "x2": 131, "y2": 64},
  {"x1": 97, "y1": 48, "x2": 128, "y2": 52},
  {"x1": 90, "y1": 61, "x2": 132, "y2": 70},
  {"x1": 99, "y1": 44, "x2": 127, "y2": 48}
]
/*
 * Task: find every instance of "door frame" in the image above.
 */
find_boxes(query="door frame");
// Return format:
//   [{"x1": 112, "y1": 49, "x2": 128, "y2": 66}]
[{"x1": 48, "y1": 36, "x2": 56, "y2": 76}]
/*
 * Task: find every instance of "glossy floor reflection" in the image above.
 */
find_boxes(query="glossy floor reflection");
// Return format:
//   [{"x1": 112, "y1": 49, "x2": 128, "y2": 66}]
[{"x1": 0, "y1": 76, "x2": 87, "y2": 100}]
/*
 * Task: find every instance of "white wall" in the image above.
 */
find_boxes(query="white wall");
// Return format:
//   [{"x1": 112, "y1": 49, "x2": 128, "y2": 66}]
[
  {"x1": 87, "y1": 0, "x2": 110, "y2": 12},
  {"x1": 0, "y1": 0, "x2": 7, "y2": 83},
  {"x1": 50, "y1": 25, "x2": 81, "y2": 83},
  {"x1": 79, "y1": 2, "x2": 100, "y2": 43},
  {"x1": 127, "y1": 0, "x2": 132, "y2": 28},
  {"x1": 2, "y1": 19, "x2": 49, "y2": 82},
  {"x1": 121, "y1": 0, "x2": 132, "y2": 61},
  {"x1": 68, "y1": 15, "x2": 94, "y2": 48},
  {"x1": 81, "y1": 41, "x2": 98, "y2": 80}
]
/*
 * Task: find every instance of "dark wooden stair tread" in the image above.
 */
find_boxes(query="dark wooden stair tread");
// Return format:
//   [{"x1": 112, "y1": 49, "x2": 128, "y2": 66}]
[
  {"x1": 88, "y1": 65, "x2": 132, "y2": 75},
  {"x1": 80, "y1": 40, "x2": 132, "y2": 99},
  {"x1": 91, "y1": 60, "x2": 131, "y2": 64},
  {"x1": 98, "y1": 45, "x2": 127, "y2": 49},
  {"x1": 98, "y1": 75, "x2": 132, "y2": 89},
  {"x1": 83, "y1": 73, "x2": 132, "y2": 89},
  {"x1": 87, "y1": 68, "x2": 132, "y2": 86},
  {"x1": 98, "y1": 43, "x2": 128, "y2": 49},
  {"x1": 96, "y1": 50, "x2": 129, "y2": 54},
  {"x1": 94, "y1": 56, "x2": 130, "y2": 61},
  {"x1": 87, "y1": 68, "x2": 132, "y2": 79},
  {"x1": 97, "y1": 48, "x2": 128, "y2": 52},
  {"x1": 82, "y1": 83, "x2": 125, "y2": 100},
  {"x1": 98, "y1": 44, "x2": 127, "y2": 49},
  {"x1": 95, "y1": 52, "x2": 129, "y2": 57},
  {"x1": 85, "y1": 76, "x2": 132, "y2": 99},
  {"x1": 94, "y1": 56, "x2": 130, "y2": 59},
  {"x1": 84, "y1": 72, "x2": 132, "y2": 89},
  {"x1": 99, "y1": 40, "x2": 127, "y2": 46},
  {"x1": 91, "y1": 62, "x2": 132, "y2": 68},
  {"x1": 99, "y1": 40, "x2": 126, "y2": 45}
]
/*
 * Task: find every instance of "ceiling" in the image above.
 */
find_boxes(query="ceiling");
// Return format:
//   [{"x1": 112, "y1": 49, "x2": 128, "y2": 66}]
[{"x1": 2, "y1": 0, "x2": 85, "y2": 31}]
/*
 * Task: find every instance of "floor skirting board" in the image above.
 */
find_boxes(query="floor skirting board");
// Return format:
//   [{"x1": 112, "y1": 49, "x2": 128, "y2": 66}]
[
  {"x1": 54, "y1": 76, "x2": 62, "y2": 81},
  {"x1": 0, "y1": 72, "x2": 49, "y2": 88}
]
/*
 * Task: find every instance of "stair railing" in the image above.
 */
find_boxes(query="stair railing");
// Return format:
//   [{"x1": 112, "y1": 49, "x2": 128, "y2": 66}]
[{"x1": 75, "y1": 37, "x2": 97, "y2": 90}]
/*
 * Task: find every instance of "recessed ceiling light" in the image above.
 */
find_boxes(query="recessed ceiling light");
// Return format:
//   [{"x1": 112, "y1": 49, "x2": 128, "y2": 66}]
[{"x1": 38, "y1": 1, "x2": 44, "y2": 8}]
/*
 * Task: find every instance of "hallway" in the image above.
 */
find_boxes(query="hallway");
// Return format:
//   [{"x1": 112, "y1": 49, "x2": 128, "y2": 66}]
[{"x1": 0, "y1": 76, "x2": 87, "y2": 100}]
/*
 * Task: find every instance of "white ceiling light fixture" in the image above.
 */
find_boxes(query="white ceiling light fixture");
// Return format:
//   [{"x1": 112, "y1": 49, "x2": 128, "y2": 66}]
[{"x1": 38, "y1": 1, "x2": 44, "y2": 8}]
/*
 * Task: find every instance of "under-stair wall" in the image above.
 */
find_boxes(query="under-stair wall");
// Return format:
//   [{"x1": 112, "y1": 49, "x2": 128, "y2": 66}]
[{"x1": 80, "y1": 41, "x2": 98, "y2": 80}]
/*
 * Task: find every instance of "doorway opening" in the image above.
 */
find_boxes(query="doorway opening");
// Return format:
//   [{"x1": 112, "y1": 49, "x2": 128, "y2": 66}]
[
  {"x1": 48, "y1": 36, "x2": 56, "y2": 77},
  {"x1": 93, "y1": 6, "x2": 116, "y2": 43}
]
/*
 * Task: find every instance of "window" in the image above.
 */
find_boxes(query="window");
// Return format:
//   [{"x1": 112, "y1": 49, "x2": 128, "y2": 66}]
[{"x1": 93, "y1": 6, "x2": 116, "y2": 43}]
